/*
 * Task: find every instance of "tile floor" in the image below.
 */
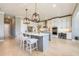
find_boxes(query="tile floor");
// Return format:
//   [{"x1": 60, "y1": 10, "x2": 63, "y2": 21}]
[{"x1": 0, "y1": 38, "x2": 79, "y2": 56}]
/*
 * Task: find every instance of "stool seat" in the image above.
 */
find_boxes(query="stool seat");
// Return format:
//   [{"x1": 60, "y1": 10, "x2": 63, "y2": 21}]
[
  {"x1": 22, "y1": 36, "x2": 28, "y2": 40},
  {"x1": 26, "y1": 38, "x2": 38, "y2": 55},
  {"x1": 27, "y1": 38, "x2": 38, "y2": 44}
]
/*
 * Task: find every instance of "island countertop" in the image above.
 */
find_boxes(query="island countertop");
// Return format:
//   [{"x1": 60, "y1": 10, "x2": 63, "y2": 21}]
[{"x1": 25, "y1": 32, "x2": 49, "y2": 36}]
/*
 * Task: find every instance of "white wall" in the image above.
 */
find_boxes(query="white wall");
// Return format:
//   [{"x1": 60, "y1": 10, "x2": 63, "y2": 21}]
[
  {"x1": 72, "y1": 4, "x2": 79, "y2": 39},
  {"x1": 21, "y1": 19, "x2": 28, "y2": 33},
  {"x1": 15, "y1": 16, "x2": 21, "y2": 36}
]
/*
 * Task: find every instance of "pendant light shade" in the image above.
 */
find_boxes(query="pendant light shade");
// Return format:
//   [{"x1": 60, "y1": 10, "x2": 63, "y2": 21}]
[
  {"x1": 23, "y1": 9, "x2": 30, "y2": 24},
  {"x1": 32, "y1": 12, "x2": 39, "y2": 20},
  {"x1": 32, "y1": 3, "x2": 40, "y2": 22}
]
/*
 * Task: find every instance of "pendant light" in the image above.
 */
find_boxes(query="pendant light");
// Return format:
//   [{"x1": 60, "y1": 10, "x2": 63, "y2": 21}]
[
  {"x1": 23, "y1": 9, "x2": 30, "y2": 24},
  {"x1": 32, "y1": 3, "x2": 40, "y2": 22}
]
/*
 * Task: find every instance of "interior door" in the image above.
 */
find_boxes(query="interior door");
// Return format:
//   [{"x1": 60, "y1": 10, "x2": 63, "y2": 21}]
[{"x1": 4, "y1": 24, "x2": 10, "y2": 38}]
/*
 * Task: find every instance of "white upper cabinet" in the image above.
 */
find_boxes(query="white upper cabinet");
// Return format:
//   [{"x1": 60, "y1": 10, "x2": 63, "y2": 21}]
[{"x1": 51, "y1": 16, "x2": 71, "y2": 33}]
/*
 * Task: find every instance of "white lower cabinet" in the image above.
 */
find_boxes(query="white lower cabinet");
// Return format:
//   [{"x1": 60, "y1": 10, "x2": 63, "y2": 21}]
[{"x1": 67, "y1": 32, "x2": 72, "y2": 39}]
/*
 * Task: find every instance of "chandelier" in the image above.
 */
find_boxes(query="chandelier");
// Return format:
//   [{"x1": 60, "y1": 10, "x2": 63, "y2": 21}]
[
  {"x1": 23, "y1": 9, "x2": 30, "y2": 24},
  {"x1": 32, "y1": 3, "x2": 40, "y2": 22},
  {"x1": 23, "y1": 3, "x2": 40, "y2": 23}
]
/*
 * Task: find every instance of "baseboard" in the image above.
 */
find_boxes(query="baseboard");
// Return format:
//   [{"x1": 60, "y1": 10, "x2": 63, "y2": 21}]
[
  {"x1": 0, "y1": 39, "x2": 4, "y2": 42},
  {"x1": 72, "y1": 39, "x2": 76, "y2": 41}
]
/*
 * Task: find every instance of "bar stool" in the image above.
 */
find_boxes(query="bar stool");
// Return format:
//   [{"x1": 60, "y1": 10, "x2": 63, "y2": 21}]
[
  {"x1": 15, "y1": 34, "x2": 21, "y2": 46},
  {"x1": 20, "y1": 33, "x2": 28, "y2": 49},
  {"x1": 26, "y1": 38, "x2": 38, "y2": 54}
]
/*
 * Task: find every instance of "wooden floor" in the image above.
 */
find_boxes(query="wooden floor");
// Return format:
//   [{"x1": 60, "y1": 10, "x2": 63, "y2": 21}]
[{"x1": 0, "y1": 38, "x2": 79, "y2": 56}]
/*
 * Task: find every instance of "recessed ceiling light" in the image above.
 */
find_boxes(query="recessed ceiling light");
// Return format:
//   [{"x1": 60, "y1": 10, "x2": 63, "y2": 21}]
[
  {"x1": 52, "y1": 4, "x2": 56, "y2": 8},
  {"x1": 63, "y1": 9, "x2": 67, "y2": 11}
]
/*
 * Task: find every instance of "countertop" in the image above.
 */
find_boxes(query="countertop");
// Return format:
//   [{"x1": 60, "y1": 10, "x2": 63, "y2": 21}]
[{"x1": 25, "y1": 32, "x2": 49, "y2": 36}]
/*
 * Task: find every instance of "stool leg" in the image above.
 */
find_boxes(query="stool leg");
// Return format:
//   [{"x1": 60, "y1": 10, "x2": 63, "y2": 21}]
[
  {"x1": 26, "y1": 43, "x2": 28, "y2": 50},
  {"x1": 23, "y1": 40, "x2": 25, "y2": 50},
  {"x1": 19, "y1": 37, "x2": 21, "y2": 48},
  {"x1": 30, "y1": 44, "x2": 32, "y2": 55},
  {"x1": 23, "y1": 40, "x2": 24, "y2": 49},
  {"x1": 21, "y1": 40, "x2": 23, "y2": 48},
  {"x1": 36, "y1": 42, "x2": 38, "y2": 50}
]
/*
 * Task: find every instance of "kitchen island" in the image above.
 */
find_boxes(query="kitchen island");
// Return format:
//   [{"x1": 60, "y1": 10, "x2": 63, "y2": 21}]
[{"x1": 25, "y1": 32, "x2": 49, "y2": 52}]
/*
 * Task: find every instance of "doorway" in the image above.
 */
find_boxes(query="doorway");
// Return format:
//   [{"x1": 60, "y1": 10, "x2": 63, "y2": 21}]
[{"x1": 4, "y1": 16, "x2": 15, "y2": 39}]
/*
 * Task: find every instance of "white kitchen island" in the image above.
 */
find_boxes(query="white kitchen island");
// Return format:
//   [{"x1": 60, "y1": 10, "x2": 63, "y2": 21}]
[{"x1": 25, "y1": 32, "x2": 49, "y2": 52}]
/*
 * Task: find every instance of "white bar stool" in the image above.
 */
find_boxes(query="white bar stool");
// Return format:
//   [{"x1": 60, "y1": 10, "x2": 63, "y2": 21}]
[
  {"x1": 26, "y1": 38, "x2": 38, "y2": 54},
  {"x1": 20, "y1": 34, "x2": 28, "y2": 49},
  {"x1": 15, "y1": 34, "x2": 21, "y2": 47}
]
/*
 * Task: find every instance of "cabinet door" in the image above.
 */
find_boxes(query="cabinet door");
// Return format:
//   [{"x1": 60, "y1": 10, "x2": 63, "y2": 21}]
[
  {"x1": 43, "y1": 35, "x2": 49, "y2": 51},
  {"x1": 62, "y1": 19, "x2": 66, "y2": 29},
  {"x1": 67, "y1": 33, "x2": 72, "y2": 39}
]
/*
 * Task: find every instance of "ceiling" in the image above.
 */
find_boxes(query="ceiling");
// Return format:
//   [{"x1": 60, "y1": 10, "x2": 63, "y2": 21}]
[{"x1": 0, "y1": 3, "x2": 76, "y2": 21}]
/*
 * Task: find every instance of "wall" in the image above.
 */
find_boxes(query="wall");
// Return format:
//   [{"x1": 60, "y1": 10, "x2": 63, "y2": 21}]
[
  {"x1": 15, "y1": 16, "x2": 21, "y2": 37},
  {"x1": 21, "y1": 19, "x2": 28, "y2": 33},
  {"x1": 72, "y1": 4, "x2": 79, "y2": 39},
  {"x1": 0, "y1": 12, "x2": 4, "y2": 40}
]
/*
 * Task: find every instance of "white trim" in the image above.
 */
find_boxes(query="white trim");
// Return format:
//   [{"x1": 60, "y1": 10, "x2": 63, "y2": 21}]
[{"x1": 0, "y1": 39, "x2": 4, "y2": 42}]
